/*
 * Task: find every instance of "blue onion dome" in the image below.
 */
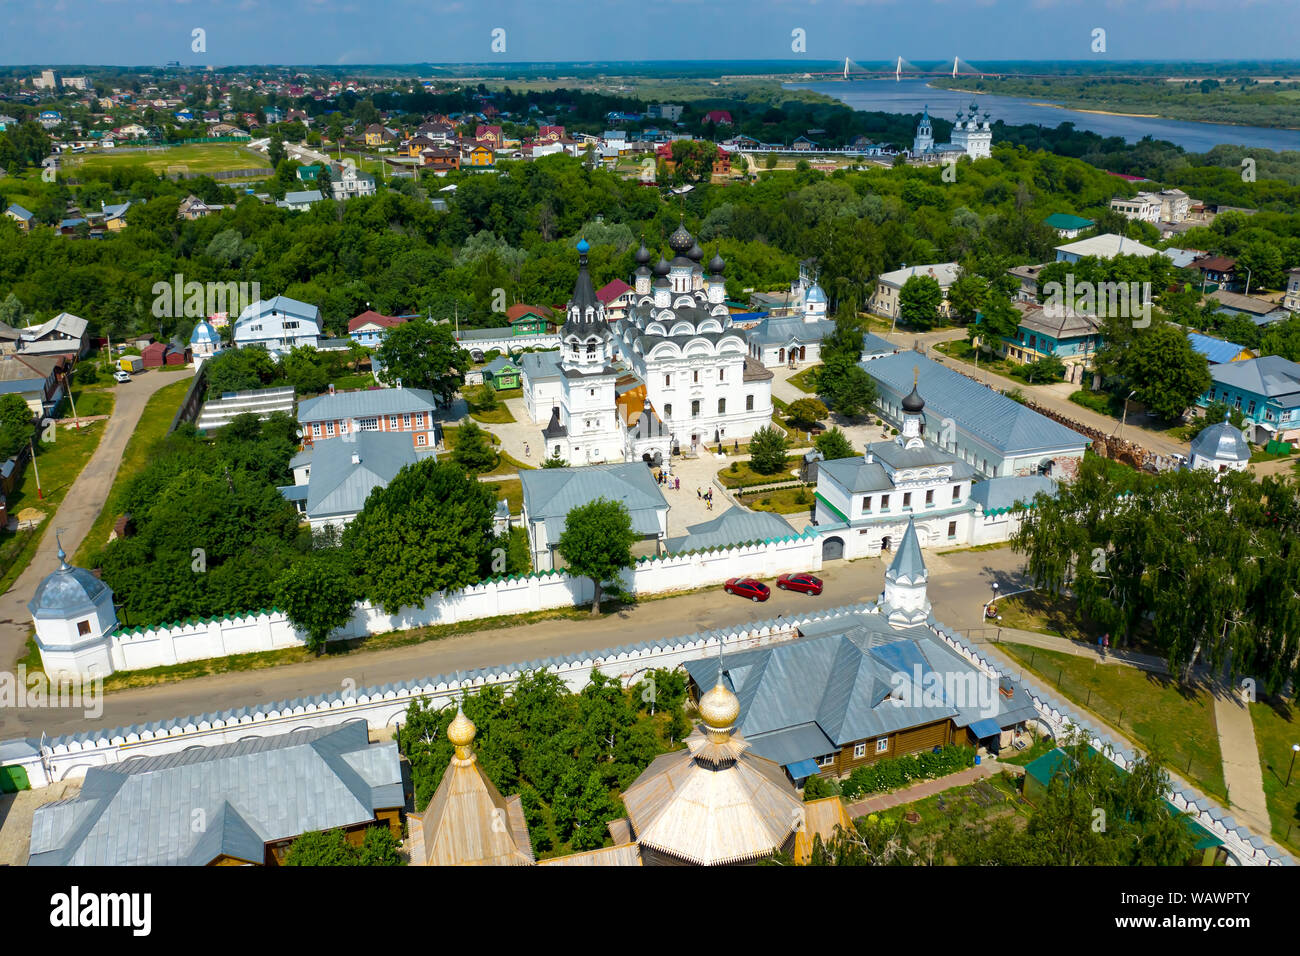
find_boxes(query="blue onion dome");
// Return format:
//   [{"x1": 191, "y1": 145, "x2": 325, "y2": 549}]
[
  {"x1": 634, "y1": 238, "x2": 651, "y2": 265},
  {"x1": 653, "y1": 256, "x2": 670, "y2": 278},
  {"x1": 576, "y1": 237, "x2": 590, "y2": 254},
  {"x1": 805, "y1": 283, "x2": 827, "y2": 304}
]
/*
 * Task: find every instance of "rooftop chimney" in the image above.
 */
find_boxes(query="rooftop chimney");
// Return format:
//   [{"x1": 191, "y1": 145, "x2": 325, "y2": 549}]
[{"x1": 351, "y1": 452, "x2": 360, "y2": 465}]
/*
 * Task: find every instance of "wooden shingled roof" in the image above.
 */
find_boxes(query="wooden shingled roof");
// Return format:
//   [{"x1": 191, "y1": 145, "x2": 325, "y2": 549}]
[
  {"x1": 409, "y1": 713, "x2": 534, "y2": 867},
  {"x1": 621, "y1": 724, "x2": 804, "y2": 866}
]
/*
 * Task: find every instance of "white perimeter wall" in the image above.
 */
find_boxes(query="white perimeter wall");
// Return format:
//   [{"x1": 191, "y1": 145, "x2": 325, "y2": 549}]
[{"x1": 92, "y1": 532, "x2": 823, "y2": 675}]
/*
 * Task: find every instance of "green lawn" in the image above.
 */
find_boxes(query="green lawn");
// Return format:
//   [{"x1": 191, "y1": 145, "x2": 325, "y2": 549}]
[
  {"x1": 739, "y1": 486, "x2": 814, "y2": 515},
  {"x1": 73, "y1": 377, "x2": 192, "y2": 566},
  {"x1": 68, "y1": 385, "x2": 115, "y2": 419},
  {"x1": 470, "y1": 405, "x2": 516, "y2": 424},
  {"x1": 0, "y1": 418, "x2": 109, "y2": 599},
  {"x1": 71, "y1": 143, "x2": 270, "y2": 177},
  {"x1": 1249, "y1": 698, "x2": 1300, "y2": 855},
  {"x1": 990, "y1": 592, "x2": 1104, "y2": 645},
  {"x1": 999, "y1": 641, "x2": 1226, "y2": 800},
  {"x1": 717, "y1": 461, "x2": 798, "y2": 488},
  {"x1": 484, "y1": 477, "x2": 522, "y2": 512},
  {"x1": 788, "y1": 366, "x2": 821, "y2": 394}
]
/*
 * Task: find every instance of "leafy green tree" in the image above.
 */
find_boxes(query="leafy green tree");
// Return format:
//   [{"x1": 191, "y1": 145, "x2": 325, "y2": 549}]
[
  {"x1": 818, "y1": 360, "x2": 877, "y2": 419},
  {"x1": 971, "y1": 295, "x2": 1021, "y2": 352},
  {"x1": 274, "y1": 554, "x2": 359, "y2": 653},
  {"x1": 1260, "y1": 316, "x2": 1300, "y2": 361},
  {"x1": 898, "y1": 274, "x2": 944, "y2": 330},
  {"x1": 814, "y1": 426, "x2": 856, "y2": 461},
  {"x1": 0, "y1": 393, "x2": 33, "y2": 461},
  {"x1": 357, "y1": 825, "x2": 403, "y2": 866},
  {"x1": 1118, "y1": 323, "x2": 1212, "y2": 422},
  {"x1": 946, "y1": 271, "x2": 989, "y2": 325},
  {"x1": 542, "y1": 452, "x2": 568, "y2": 468},
  {"x1": 748, "y1": 425, "x2": 790, "y2": 475},
  {"x1": 451, "y1": 420, "x2": 497, "y2": 473},
  {"x1": 786, "y1": 397, "x2": 828, "y2": 429},
  {"x1": 282, "y1": 829, "x2": 359, "y2": 866},
  {"x1": 556, "y1": 498, "x2": 636, "y2": 616},
  {"x1": 343, "y1": 458, "x2": 497, "y2": 613},
  {"x1": 204, "y1": 347, "x2": 278, "y2": 398},
  {"x1": 374, "y1": 316, "x2": 470, "y2": 405},
  {"x1": 1013, "y1": 456, "x2": 1300, "y2": 689},
  {"x1": 278, "y1": 346, "x2": 329, "y2": 396}
]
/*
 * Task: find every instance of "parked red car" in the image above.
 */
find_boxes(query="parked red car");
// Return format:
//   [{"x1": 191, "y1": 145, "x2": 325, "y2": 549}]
[
  {"x1": 776, "y1": 573, "x2": 824, "y2": 595},
  {"x1": 724, "y1": 578, "x2": 770, "y2": 602}
]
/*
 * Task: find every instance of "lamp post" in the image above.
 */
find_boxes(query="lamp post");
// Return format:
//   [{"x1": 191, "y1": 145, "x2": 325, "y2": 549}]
[
  {"x1": 1242, "y1": 266, "x2": 1253, "y2": 298},
  {"x1": 1287, "y1": 743, "x2": 1299, "y2": 788},
  {"x1": 1119, "y1": 389, "x2": 1136, "y2": 437}
]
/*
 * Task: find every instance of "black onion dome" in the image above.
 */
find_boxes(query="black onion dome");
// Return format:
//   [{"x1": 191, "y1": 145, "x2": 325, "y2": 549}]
[
  {"x1": 901, "y1": 385, "x2": 925, "y2": 413},
  {"x1": 635, "y1": 239, "x2": 651, "y2": 265},
  {"x1": 708, "y1": 251, "x2": 726, "y2": 274},
  {"x1": 653, "y1": 256, "x2": 671, "y2": 277},
  {"x1": 668, "y1": 221, "x2": 694, "y2": 254},
  {"x1": 687, "y1": 241, "x2": 704, "y2": 262}
]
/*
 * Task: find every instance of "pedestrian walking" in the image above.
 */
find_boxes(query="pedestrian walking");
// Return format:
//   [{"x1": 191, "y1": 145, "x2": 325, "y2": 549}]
[
  {"x1": 524, "y1": 442, "x2": 530, "y2": 458},
  {"x1": 674, "y1": 477, "x2": 680, "y2": 491},
  {"x1": 1103, "y1": 633, "x2": 1110, "y2": 653},
  {"x1": 697, "y1": 487, "x2": 702, "y2": 499}
]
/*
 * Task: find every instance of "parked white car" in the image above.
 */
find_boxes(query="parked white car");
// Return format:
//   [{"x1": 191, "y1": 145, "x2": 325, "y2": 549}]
[{"x1": 113, "y1": 369, "x2": 131, "y2": 384}]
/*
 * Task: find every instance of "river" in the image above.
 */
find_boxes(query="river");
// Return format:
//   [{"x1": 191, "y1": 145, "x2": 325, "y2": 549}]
[{"x1": 789, "y1": 78, "x2": 1300, "y2": 153}]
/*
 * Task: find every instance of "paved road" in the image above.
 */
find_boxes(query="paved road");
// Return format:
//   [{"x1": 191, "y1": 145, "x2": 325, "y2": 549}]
[
  {"x1": 0, "y1": 369, "x2": 189, "y2": 671},
  {"x1": 0, "y1": 545, "x2": 1029, "y2": 739}
]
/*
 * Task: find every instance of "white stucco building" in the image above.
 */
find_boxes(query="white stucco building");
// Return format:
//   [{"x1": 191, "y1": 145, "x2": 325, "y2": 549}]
[
  {"x1": 522, "y1": 229, "x2": 774, "y2": 464},
  {"x1": 812, "y1": 375, "x2": 1058, "y2": 561}
]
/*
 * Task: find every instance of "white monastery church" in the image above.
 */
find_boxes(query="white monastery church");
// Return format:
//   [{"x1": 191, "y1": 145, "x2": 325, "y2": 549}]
[
  {"x1": 522, "y1": 227, "x2": 774, "y2": 466},
  {"x1": 911, "y1": 103, "x2": 993, "y2": 162}
]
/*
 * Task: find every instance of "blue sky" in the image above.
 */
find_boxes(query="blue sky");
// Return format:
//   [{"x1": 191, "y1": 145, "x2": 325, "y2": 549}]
[{"x1": 6, "y1": 0, "x2": 1300, "y2": 66}]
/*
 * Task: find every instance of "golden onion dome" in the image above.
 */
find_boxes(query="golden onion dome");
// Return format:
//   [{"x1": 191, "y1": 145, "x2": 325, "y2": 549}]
[
  {"x1": 699, "y1": 681, "x2": 740, "y2": 732},
  {"x1": 447, "y1": 707, "x2": 476, "y2": 757}
]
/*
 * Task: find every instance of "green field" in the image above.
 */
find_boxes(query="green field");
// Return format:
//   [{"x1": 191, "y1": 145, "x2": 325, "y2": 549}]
[
  {"x1": 999, "y1": 641, "x2": 1226, "y2": 800},
  {"x1": 1249, "y1": 699, "x2": 1300, "y2": 854},
  {"x1": 69, "y1": 143, "x2": 270, "y2": 177},
  {"x1": 0, "y1": 419, "x2": 109, "y2": 599}
]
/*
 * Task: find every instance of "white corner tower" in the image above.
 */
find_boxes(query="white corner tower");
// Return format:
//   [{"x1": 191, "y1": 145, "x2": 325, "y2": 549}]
[
  {"x1": 28, "y1": 538, "x2": 119, "y2": 677},
  {"x1": 876, "y1": 518, "x2": 931, "y2": 627}
]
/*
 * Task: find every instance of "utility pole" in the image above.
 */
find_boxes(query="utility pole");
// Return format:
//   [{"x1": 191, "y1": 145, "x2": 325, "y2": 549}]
[{"x1": 29, "y1": 437, "x2": 43, "y2": 499}]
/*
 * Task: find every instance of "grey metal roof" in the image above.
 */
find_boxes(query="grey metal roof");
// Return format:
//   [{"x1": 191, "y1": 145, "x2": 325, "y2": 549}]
[
  {"x1": 748, "y1": 316, "x2": 836, "y2": 348},
  {"x1": 682, "y1": 617, "x2": 1032, "y2": 764},
  {"x1": 292, "y1": 431, "x2": 421, "y2": 520},
  {"x1": 887, "y1": 518, "x2": 926, "y2": 582},
  {"x1": 1189, "y1": 419, "x2": 1251, "y2": 462},
  {"x1": 870, "y1": 439, "x2": 975, "y2": 476},
  {"x1": 865, "y1": 352, "x2": 1089, "y2": 457},
  {"x1": 1209, "y1": 355, "x2": 1300, "y2": 404},
  {"x1": 28, "y1": 562, "x2": 112, "y2": 620},
  {"x1": 519, "y1": 349, "x2": 563, "y2": 381},
  {"x1": 298, "y1": 386, "x2": 438, "y2": 422},
  {"x1": 28, "y1": 723, "x2": 401, "y2": 866},
  {"x1": 665, "y1": 506, "x2": 796, "y2": 553},
  {"x1": 968, "y1": 474, "x2": 1058, "y2": 513},
  {"x1": 816, "y1": 456, "x2": 892, "y2": 493},
  {"x1": 520, "y1": 462, "x2": 667, "y2": 533},
  {"x1": 861, "y1": 332, "x2": 898, "y2": 358}
]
